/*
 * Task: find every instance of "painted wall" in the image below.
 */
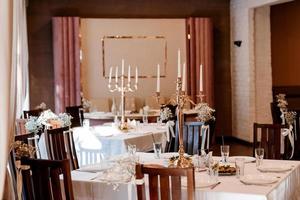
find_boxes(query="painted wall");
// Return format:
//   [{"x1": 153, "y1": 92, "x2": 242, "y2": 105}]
[
  {"x1": 271, "y1": 0, "x2": 300, "y2": 87},
  {"x1": 80, "y1": 18, "x2": 186, "y2": 110},
  {"x1": 230, "y1": 0, "x2": 292, "y2": 142}
]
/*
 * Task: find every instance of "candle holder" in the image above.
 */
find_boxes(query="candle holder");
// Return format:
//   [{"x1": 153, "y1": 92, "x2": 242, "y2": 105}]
[{"x1": 108, "y1": 67, "x2": 138, "y2": 130}]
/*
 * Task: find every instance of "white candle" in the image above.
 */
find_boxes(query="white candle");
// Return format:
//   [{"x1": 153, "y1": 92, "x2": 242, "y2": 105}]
[
  {"x1": 135, "y1": 67, "x2": 138, "y2": 84},
  {"x1": 115, "y1": 66, "x2": 118, "y2": 83},
  {"x1": 157, "y1": 64, "x2": 160, "y2": 92},
  {"x1": 128, "y1": 65, "x2": 131, "y2": 83},
  {"x1": 121, "y1": 59, "x2": 125, "y2": 76},
  {"x1": 109, "y1": 67, "x2": 112, "y2": 83},
  {"x1": 177, "y1": 49, "x2": 181, "y2": 77},
  {"x1": 200, "y1": 64, "x2": 203, "y2": 92},
  {"x1": 182, "y1": 62, "x2": 186, "y2": 92}
]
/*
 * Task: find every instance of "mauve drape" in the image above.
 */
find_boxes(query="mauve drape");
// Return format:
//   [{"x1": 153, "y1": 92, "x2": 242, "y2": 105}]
[
  {"x1": 186, "y1": 18, "x2": 214, "y2": 106},
  {"x1": 52, "y1": 17, "x2": 81, "y2": 114}
]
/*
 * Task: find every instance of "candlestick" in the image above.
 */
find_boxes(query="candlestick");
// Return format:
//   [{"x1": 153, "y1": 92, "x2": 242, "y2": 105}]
[
  {"x1": 200, "y1": 64, "x2": 203, "y2": 92},
  {"x1": 177, "y1": 49, "x2": 181, "y2": 77},
  {"x1": 122, "y1": 59, "x2": 125, "y2": 76},
  {"x1": 109, "y1": 67, "x2": 112, "y2": 83},
  {"x1": 115, "y1": 66, "x2": 118, "y2": 83},
  {"x1": 182, "y1": 62, "x2": 186, "y2": 92},
  {"x1": 128, "y1": 65, "x2": 131, "y2": 83},
  {"x1": 135, "y1": 67, "x2": 138, "y2": 84},
  {"x1": 157, "y1": 64, "x2": 160, "y2": 93},
  {"x1": 108, "y1": 61, "x2": 138, "y2": 131}
]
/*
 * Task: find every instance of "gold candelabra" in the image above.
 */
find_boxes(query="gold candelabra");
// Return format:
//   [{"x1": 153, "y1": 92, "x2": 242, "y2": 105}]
[
  {"x1": 108, "y1": 67, "x2": 138, "y2": 130},
  {"x1": 155, "y1": 77, "x2": 205, "y2": 168}
]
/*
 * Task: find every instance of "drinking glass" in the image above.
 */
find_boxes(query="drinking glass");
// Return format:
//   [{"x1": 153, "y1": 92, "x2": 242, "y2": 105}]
[
  {"x1": 220, "y1": 145, "x2": 230, "y2": 163},
  {"x1": 255, "y1": 148, "x2": 264, "y2": 167},
  {"x1": 208, "y1": 160, "x2": 219, "y2": 182},
  {"x1": 153, "y1": 142, "x2": 162, "y2": 159},
  {"x1": 235, "y1": 158, "x2": 245, "y2": 178},
  {"x1": 128, "y1": 144, "x2": 137, "y2": 157},
  {"x1": 83, "y1": 119, "x2": 90, "y2": 129},
  {"x1": 142, "y1": 114, "x2": 148, "y2": 124}
]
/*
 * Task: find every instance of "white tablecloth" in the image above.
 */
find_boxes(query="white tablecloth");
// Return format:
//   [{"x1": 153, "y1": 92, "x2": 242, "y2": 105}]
[
  {"x1": 73, "y1": 124, "x2": 167, "y2": 166},
  {"x1": 69, "y1": 153, "x2": 300, "y2": 200}
]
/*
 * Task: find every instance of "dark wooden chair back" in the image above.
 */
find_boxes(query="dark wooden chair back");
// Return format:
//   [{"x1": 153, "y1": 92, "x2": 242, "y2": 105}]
[
  {"x1": 66, "y1": 106, "x2": 84, "y2": 127},
  {"x1": 21, "y1": 158, "x2": 74, "y2": 200},
  {"x1": 253, "y1": 123, "x2": 288, "y2": 159},
  {"x1": 45, "y1": 127, "x2": 79, "y2": 170},
  {"x1": 23, "y1": 109, "x2": 43, "y2": 119},
  {"x1": 136, "y1": 164, "x2": 195, "y2": 200},
  {"x1": 175, "y1": 121, "x2": 207, "y2": 155}
]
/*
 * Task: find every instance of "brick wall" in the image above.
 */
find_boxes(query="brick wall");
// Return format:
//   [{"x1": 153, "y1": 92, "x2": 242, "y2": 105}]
[{"x1": 230, "y1": 0, "x2": 292, "y2": 142}]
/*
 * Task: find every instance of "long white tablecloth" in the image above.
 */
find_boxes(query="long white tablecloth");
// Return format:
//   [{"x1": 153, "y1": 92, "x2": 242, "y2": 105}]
[
  {"x1": 73, "y1": 124, "x2": 168, "y2": 166},
  {"x1": 69, "y1": 153, "x2": 300, "y2": 200}
]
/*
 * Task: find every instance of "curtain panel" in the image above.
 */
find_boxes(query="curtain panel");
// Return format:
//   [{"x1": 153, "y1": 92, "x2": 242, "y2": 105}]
[
  {"x1": 52, "y1": 17, "x2": 81, "y2": 114},
  {"x1": 0, "y1": 0, "x2": 15, "y2": 198},
  {"x1": 186, "y1": 17, "x2": 214, "y2": 106}
]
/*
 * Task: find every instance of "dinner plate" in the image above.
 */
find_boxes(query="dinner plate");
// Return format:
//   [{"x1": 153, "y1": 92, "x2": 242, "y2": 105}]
[
  {"x1": 257, "y1": 165, "x2": 292, "y2": 173},
  {"x1": 228, "y1": 156, "x2": 256, "y2": 163},
  {"x1": 182, "y1": 177, "x2": 218, "y2": 188},
  {"x1": 77, "y1": 162, "x2": 113, "y2": 173},
  {"x1": 240, "y1": 174, "x2": 278, "y2": 185}
]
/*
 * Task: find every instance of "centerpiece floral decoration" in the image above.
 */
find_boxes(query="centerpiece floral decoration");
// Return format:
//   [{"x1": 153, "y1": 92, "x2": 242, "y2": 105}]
[
  {"x1": 194, "y1": 103, "x2": 215, "y2": 123},
  {"x1": 25, "y1": 109, "x2": 72, "y2": 133}
]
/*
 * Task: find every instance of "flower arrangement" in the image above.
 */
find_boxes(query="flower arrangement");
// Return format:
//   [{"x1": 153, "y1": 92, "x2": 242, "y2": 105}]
[
  {"x1": 11, "y1": 141, "x2": 35, "y2": 159},
  {"x1": 81, "y1": 92, "x2": 91, "y2": 112},
  {"x1": 276, "y1": 93, "x2": 288, "y2": 111},
  {"x1": 194, "y1": 103, "x2": 215, "y2": 123},
  {"x1": 35, "y1": 102, "x2": 47, "y2": 110},
  {"x1": 160, "y1": 104, "x2": 177, "y2": 123},
  {"x1": 285, "y1": 111, "x2": 297, "y2": 125},
  {"x1": 25, "y1": 109, "x2": 73, "y2": 133}
]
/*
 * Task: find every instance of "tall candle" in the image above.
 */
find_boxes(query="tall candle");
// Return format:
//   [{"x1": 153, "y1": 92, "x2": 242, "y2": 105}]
[
  {"x1": 128, "y1": 65, "x2": 131, "y2": 83},
  {"x1": 200, "y1": 64, "x2": 203, "y2": 92},
  {"x1": 177, "y1": 49, "x2": 181, "y2": 77},
  {"x1": 182, "y1": 63, "x2": 186, "y2": 92},
  {"x1": 157, "y1": 64, "x2": 160, "y2": 92},
  {"x1": 115, "y1": 66, "x2": 118, "y2": 83},
  {"x1": 121, "y1": 59, "x2": 125, "y2": 76},
  {"x1": 135, "y1": 67, "x2": 138, "y2": 84},
  {"x1": 109, "y1": 67, "x2": 112, "y2": 83}
]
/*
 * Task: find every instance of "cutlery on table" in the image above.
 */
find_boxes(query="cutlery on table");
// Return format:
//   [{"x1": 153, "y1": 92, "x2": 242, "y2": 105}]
[{"x1": 210, "y1": 181, "x2": 221, "y2": 189}]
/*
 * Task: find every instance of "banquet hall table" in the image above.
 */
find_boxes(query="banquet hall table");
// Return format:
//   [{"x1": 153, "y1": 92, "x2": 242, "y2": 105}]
[
  {"x1": 69, "y1": 153, "x2": 300, "y2": 200},
  {"x1": 73, "y1": 124, "x2": 168, "y2": 166}
]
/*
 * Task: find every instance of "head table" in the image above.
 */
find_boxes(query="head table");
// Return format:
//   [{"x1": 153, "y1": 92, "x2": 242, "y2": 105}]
[{"x1": 66, "y1": 152, "x2": 300, "y2": 200}]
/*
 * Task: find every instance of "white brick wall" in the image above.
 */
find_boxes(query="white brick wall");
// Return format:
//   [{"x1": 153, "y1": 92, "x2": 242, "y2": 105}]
[{"x1": 230, "y1": 0, "x2": 293, "y2": 142}]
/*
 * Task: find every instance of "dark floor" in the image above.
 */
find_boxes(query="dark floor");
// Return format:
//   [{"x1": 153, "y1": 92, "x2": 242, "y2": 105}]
[{"x1": 211, "y1": 138, "x2": 253, "y2": 157}]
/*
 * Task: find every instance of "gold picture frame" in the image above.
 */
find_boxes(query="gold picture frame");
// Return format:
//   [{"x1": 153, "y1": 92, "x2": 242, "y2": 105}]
[{"x1": 102, "y1": 35, "x2": 167, "y2": 78}]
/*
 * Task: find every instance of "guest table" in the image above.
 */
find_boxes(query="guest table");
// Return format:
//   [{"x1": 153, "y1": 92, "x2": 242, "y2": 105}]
[
  {"x1": 68, "y1": 153, "x2": 300, "y2": 200},
  {"x1": 72, "y1": 124, "x2": 168, "y2": 166}
]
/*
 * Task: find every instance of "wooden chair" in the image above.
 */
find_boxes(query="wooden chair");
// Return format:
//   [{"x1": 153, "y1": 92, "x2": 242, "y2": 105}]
[
  {"x1": 175, "y1": 121, "x2": 208, "y2": 155},
  {"x1": 45, "y1": 127, "x2": 79, "y2": 170},
  {"x1": 23, "y1": 109, "x2": 43, "y2": 119},
  {"x1": 66, "y1": 105, "x2": 84, "y2": 127},
  {"x1": 136, "y1": 164, "x2": 195, "y2": 200},
  {"x1": 253, "y1": 123, "x2": 288, "y2": 159},
  {"x1": 21, "y1": 158, "x2": 74, "y2": 200}
]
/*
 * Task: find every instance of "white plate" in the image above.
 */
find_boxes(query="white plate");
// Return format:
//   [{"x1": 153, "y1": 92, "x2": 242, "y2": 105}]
[
  {"x1": 257, "y1": 165, "x2": 292, "y2": 173},
  {"x1": 77, "y1": 162, "x2": 113, "y2": 173},
  {"x1": 182, "y1": 177, "x2": 217, "y2": 188},
  {"x1": 228, "y1": 156, "x2": 255, "y2": 163},
  {"x1": 240, "y1": 174, "x2": 278, "y2": 185}
]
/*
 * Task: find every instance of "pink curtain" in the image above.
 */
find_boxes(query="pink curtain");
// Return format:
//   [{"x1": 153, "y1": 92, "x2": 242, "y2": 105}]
[
  {"x1": 52, "y1": 17, "x2": 81, "y2": 113},
  {"x1": 186, "y1": 17, "x2": 214, "y2": 106}
]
